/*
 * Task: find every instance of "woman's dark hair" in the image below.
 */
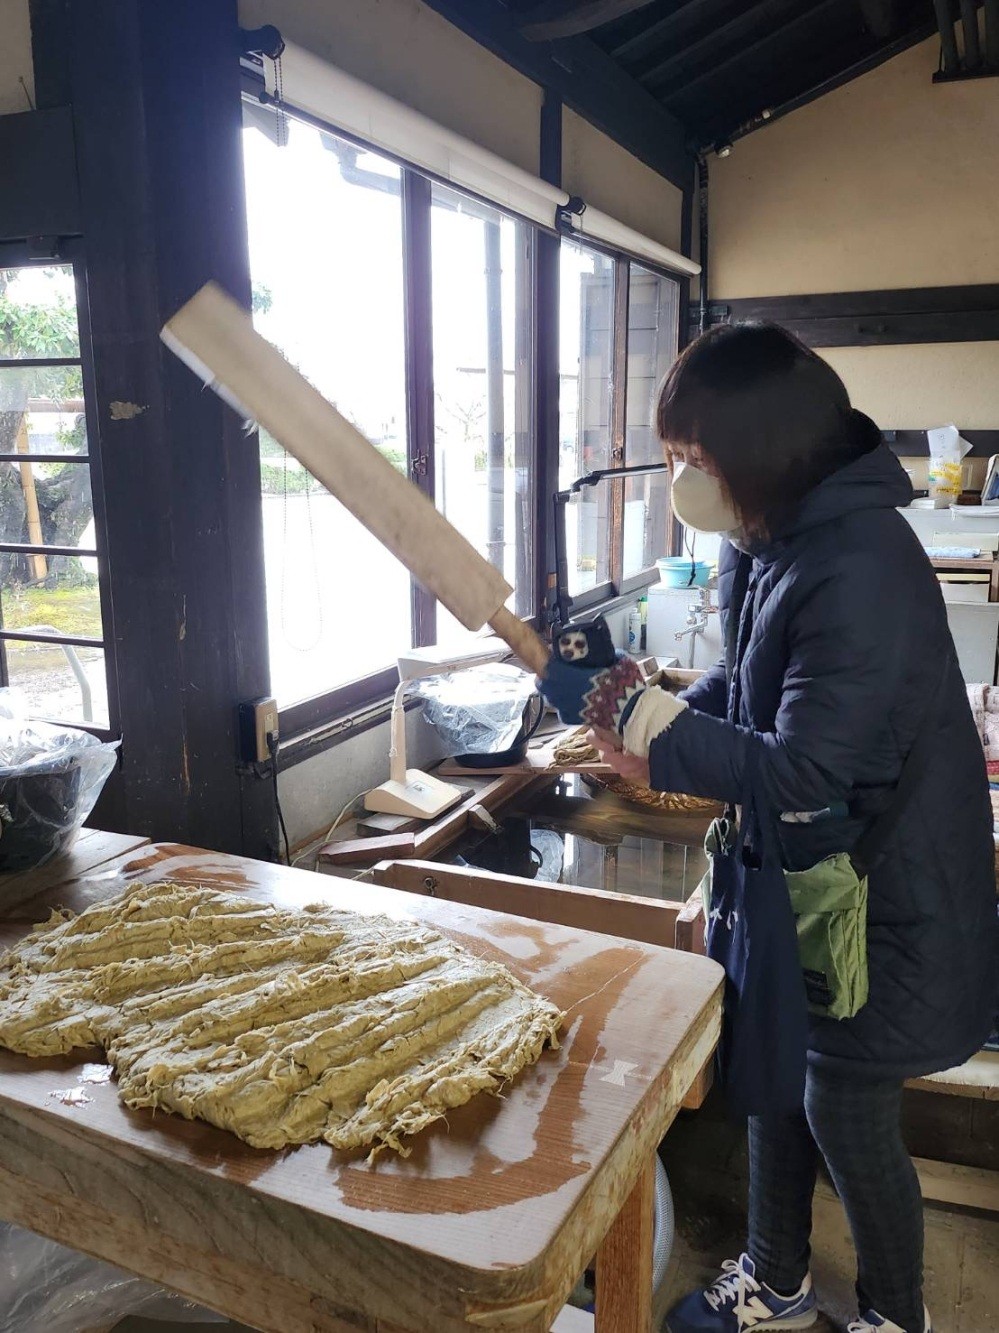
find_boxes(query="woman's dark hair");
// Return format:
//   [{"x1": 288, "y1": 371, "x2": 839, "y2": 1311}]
[{"x1": 656, "y1": 322, "x2": 879, "y2": 540}]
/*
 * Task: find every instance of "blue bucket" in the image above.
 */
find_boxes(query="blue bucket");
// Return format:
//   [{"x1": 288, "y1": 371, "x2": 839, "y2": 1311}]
[{"x1": 656, "y1": 557, "x2": 712, "y2": 589}]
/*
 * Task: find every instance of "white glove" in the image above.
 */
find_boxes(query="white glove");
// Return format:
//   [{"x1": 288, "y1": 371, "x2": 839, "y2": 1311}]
[{"x1": 622, "y1": 687, "x2": 688, "y2": 758}]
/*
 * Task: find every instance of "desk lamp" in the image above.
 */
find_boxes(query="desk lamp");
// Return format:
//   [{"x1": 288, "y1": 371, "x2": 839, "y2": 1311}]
[{"x1": 365, "y1": 636, "x2": 510, "y2": 820}]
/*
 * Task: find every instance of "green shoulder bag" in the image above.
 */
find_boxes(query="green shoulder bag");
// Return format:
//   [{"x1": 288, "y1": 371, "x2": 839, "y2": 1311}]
[{"x1": 785, "y1": 673, "x2": 942, "y2": 1021}]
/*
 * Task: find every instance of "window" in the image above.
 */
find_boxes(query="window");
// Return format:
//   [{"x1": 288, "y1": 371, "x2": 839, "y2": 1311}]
[
  {"x1": 243, "y1": 118, "x2": 412, "y2": 709},
  {"x1": 241, "y1": 94, "x2": 683, "y2": 727},
  {"x1": 623, "y1": 264, "x2": 679, "y2": 577},
  {"x1": 430, "y1": 184, "x2": 534, "y2": 644},
  {"x1": 0, "y1": 263, "x2": 112, "y2": 728},
  {"x1": 559, "y1": 242, "x2": 615, "y2": 595},
  {"x1": 558, "y1": 245, "x2": 681, "y2": 604},
  {"x1": 242, "y1": 105, "x2": 540, "y2": 717}
]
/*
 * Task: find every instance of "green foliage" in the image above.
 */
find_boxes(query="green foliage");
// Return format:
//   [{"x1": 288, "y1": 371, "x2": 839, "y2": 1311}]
[
  {"x1": 0, "y1": 268, "x2": 79, "y2": 359},
  {"x1": 5, "y1": 584, "x2": 102, "y2": 639},
  {"x1": 251, "y1": 282, "x2": 274, "y2": 316},
  {"x1": 0, "y1": 269, "x2": 83, "y2": 410},
  {"x1": 259, "y1": 442, "x2": 406, "y2": 495}
]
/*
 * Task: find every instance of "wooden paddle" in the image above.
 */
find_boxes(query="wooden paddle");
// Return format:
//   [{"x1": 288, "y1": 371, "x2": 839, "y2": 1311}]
[{"x1": 160, "y1": 282, "x2": 550, "y2": 676}]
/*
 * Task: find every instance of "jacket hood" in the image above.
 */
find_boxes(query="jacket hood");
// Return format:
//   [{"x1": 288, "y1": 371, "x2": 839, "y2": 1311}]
[{"x1": 754, "y1": 443, "x2": 913, "y2": 563}]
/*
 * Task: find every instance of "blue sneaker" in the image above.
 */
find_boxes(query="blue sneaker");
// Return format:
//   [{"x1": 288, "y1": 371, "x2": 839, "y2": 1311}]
[
  {"x1": 848, "y1": 1309, "x2": 931, "y2": 1333},
  {"x1": 667, "y1": 1254, "x2": 817, "y2": 1331}
]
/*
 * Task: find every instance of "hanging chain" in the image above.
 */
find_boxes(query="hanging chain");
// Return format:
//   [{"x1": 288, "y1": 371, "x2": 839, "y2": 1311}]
[{"x1": 273, "y1": 51, "x2": 289, "y2": 148}]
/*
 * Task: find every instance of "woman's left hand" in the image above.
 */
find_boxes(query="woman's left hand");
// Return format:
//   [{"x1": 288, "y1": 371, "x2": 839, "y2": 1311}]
[{"x1": 587, "y1": 727, "x2": 651, "y2": 787}]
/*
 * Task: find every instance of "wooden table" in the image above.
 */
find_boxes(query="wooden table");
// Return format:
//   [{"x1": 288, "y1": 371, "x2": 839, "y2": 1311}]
[
  {"x1": 0, "y1": 841, "x2": 722, "y2": 1332},
  {"x1": 0, "y1": 827, "x2": 151, "y2": 913}
]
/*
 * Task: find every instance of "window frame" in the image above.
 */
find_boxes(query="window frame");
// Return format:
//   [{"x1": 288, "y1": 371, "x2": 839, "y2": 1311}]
[
  {"x1": 0, "y1": 238, "x2": 121, "y2": 740},
  {"x1": 558, "y1": 243, "x2": 683, "y2": 618},
  {"x1": 240, "y1": 73, "x2": 684, "y2": 736}
]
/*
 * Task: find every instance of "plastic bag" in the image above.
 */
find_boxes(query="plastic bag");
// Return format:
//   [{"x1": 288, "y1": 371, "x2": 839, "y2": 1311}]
[
  {"x1": 0, "y1": 1222, "x2": 224, "y2": 1331},
  {"x1": 416, "y1": 664, "x2": 539, "y2": 756},
  {"x1": 0, "y1": 689, "x2": 118, "y2": 872},
  {"x1": 927, "y1": 424, "x2": 972, "y2": 507}
]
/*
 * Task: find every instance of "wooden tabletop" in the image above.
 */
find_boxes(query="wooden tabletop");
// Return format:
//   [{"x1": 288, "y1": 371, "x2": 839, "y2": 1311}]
[
  {"x1": 0, "y1": 841, "x2": 722, "y2": 1332},
  {"x1": 0, "y1": 827, "x2": 152, "y2": 914}
]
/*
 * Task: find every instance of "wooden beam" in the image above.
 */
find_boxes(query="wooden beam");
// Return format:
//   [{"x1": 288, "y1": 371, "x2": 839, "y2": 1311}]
[
  {"x1": 520, "y1": 0, "x2": 659, "y2": 41},
  {"x1": 594, "y1": 1161, "x2": 655, "y2": 1332},
  {"x1": 912, "y1": 1157, "x2": 999, "y2": 1213},
  {"x1": 370, "y1": 858, "x2": 682, "y2": 948},
  {"x1": 69, "y1": 0, "x2": 275, "y2": 854},
  {"x1": 638, "y1": 0, "x2": 809, "y2": 91},
  {"x1": 659, "y1": 0, "x2": 843, "y2": 104},
  {"x1": 0, "y1": 108, "x2": 80, "y2": 242},
  {"x1": 609, "y1": 0, "x2": 735, "y2": 64},
  {"x1": 695, "y1": 18, "x2": 937, "y2": 148},
  {"x1": 697, "y1": 284, "x2": 999, "y2": 348},
  {"x1": 419, "y1": 0, "x2": 693, "y2": 190}
]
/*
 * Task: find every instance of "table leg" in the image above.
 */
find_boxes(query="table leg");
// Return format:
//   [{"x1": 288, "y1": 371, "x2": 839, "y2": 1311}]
[{"x1": 594, "y1": 1159, "x2": 656, "y2": 1333}]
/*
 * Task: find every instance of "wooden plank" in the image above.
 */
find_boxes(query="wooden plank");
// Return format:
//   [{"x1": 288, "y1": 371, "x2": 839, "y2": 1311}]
[
  {"x1": 315, "y1": 773, "x2": 545, "y2": 871},
  {"x1": 908, "y1": 1052, "x2": 999, "y2": 1101},
  {"x1": 594, "y1": 1160, "x2": 655, "y2": 1333},
  {"x1": 680, "y1": 1057, "x2": 713, "y2": 1111},
  {"x1": 674, "y1": 885, "x2": 706, "y2": 956},
  {"x1": 0, "y1": 841, "x2": 723, "y2": 1331},
  {"x1": 699, "y1": 285, "x2": 999, "y2": 349},
  {"x1": 371, "y1": 860, "x2": 680, "y2": 949},
  {"x1": 913, "y1": 1157, "x2": 999, "y2": 1214},
  {"x1": 413, "y1": 773, "x2": 546, "y2": 861},
  {"x1": 318, "y1": 832, "x2": 418, "y2": 866},
  {"x1": 0, "y1": 829, "x2": 151, "y2": 917}
]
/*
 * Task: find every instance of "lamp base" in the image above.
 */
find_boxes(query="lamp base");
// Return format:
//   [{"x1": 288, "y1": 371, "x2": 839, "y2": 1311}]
[{"x1": 364, "y1": 769, "x2": 465, "y2": 821}]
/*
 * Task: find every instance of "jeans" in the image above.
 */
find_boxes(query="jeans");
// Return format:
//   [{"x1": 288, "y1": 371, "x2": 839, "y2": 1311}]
[{"x1": 748, "y1": 1062, "x2": 924, "y2": 1332}]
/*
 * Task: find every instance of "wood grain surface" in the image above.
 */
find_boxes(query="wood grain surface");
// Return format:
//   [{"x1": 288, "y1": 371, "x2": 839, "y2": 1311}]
[
  {"x1": 0, "y1": 842, "x2": 722, "y2": 1331},
  {"x1": 0, "y1": 828, "x2": 151, "y2": 915}
]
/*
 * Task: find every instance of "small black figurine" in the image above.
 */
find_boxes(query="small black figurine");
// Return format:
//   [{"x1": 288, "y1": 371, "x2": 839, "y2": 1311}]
[{"x1": 553, "y1": 616, "x2": 617, "y2": 669}]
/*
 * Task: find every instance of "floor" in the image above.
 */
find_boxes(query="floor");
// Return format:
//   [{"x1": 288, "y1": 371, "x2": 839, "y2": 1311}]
[
  {"x1": 657, "y1": 1090, "x2": 999, "y2": 1333},
  {"x1": 111, "y1": 1088, "x2": 999, "y2": 1333}
]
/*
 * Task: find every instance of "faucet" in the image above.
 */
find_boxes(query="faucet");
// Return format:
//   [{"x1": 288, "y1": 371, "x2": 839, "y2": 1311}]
[{"x1": 674, "y1": 586, "x2": 716, "y2": 668}]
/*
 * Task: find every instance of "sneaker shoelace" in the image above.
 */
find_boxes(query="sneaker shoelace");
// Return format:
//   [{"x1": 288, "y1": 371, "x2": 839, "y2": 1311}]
[{"x1": 704, "y1": 1259, "x2": 762, "y2": 1317}]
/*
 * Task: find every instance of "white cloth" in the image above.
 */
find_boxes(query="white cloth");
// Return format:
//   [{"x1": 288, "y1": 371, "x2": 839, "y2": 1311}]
[{"x1": 622, "y1": 687, "x2": 688, "y2": 758}]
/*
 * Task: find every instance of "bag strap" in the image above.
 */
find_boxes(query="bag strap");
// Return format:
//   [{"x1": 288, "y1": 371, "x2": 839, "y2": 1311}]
[{"x1": 850, "y1": 669, "x2": 948, "y2": 877}]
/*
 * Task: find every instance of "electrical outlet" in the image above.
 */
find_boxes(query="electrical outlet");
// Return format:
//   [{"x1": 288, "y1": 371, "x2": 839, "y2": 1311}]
[{"x1": 238, "y1": 696, "x2": 279, "y2": 764}]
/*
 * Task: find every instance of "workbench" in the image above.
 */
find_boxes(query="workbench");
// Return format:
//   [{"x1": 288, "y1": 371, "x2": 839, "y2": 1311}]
[{"x1": 0, "y1": 838, "x2": 722, "y2": 1332}]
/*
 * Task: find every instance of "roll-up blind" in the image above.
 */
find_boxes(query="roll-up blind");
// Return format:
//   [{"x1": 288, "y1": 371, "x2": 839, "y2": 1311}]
[{"x1": 261, "y1": 42, "x2": 700, "y2": 280}]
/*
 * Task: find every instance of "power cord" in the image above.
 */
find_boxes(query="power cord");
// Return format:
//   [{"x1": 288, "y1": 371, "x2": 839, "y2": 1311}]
[{"x1": 267, "y1": 732, "x2": 291, "y2": 866}]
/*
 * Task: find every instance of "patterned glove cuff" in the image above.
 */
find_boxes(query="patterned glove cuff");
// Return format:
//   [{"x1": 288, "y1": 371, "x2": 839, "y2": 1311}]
[{"x1": 580, "y1": 656, "x2": 646, "y2": 734}]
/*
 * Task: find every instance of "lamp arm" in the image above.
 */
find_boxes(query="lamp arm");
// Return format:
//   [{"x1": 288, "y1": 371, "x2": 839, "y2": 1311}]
[{"x1": 388, "y1": 678, "x2": 409, "y2": 785}]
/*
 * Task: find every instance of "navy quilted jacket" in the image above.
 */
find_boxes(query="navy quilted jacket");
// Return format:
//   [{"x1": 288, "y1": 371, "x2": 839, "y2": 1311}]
[{"x1": 650, "y1": 443, "x2": 998, "y2": 1078}]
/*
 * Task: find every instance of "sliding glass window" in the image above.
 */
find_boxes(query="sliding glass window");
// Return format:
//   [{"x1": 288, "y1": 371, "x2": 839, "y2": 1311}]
[
  {"x1": 242, "y1": 96, "x2": 683, "y2": 727},
  {"x1": 430, "y1": 184, "x2": 534, "y2": 643},
  {"x1": 243, "y1": 116, "x2": 412, "y2": 709},
  {"x1": 0, "y1": 262, "x2": 113, "y2": 728}
]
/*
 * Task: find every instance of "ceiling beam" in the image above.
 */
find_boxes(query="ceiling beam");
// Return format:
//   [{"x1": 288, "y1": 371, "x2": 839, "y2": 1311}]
[
  {"x1": 419, "y1": 0, "x2": 693, "y2": 190},
  {"x1": 637, "y1": 0, "x2": 808, "y2": 91},
  {"x1": 519, "y1": 0, "x2": 659, "y2": 40},
  {"x1": 660, "y1": 0, "x2": 845, "y2": 105},
  {"x1": 607, "y1": 0, "x2": 736, "y2": 64},
  {"x1": 692, "y1": 17, "x2": 936, "y2": 147}
]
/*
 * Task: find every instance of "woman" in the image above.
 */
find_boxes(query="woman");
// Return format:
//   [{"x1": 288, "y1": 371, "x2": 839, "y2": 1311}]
[{"x1": 541, "y1": 324, "x2": 997, "y2": 1333}]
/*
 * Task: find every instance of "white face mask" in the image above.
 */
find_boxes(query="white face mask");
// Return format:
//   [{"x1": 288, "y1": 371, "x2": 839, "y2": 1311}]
[{"x1": 670, "y1": 461, "x2": 741, "y2": 535}]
